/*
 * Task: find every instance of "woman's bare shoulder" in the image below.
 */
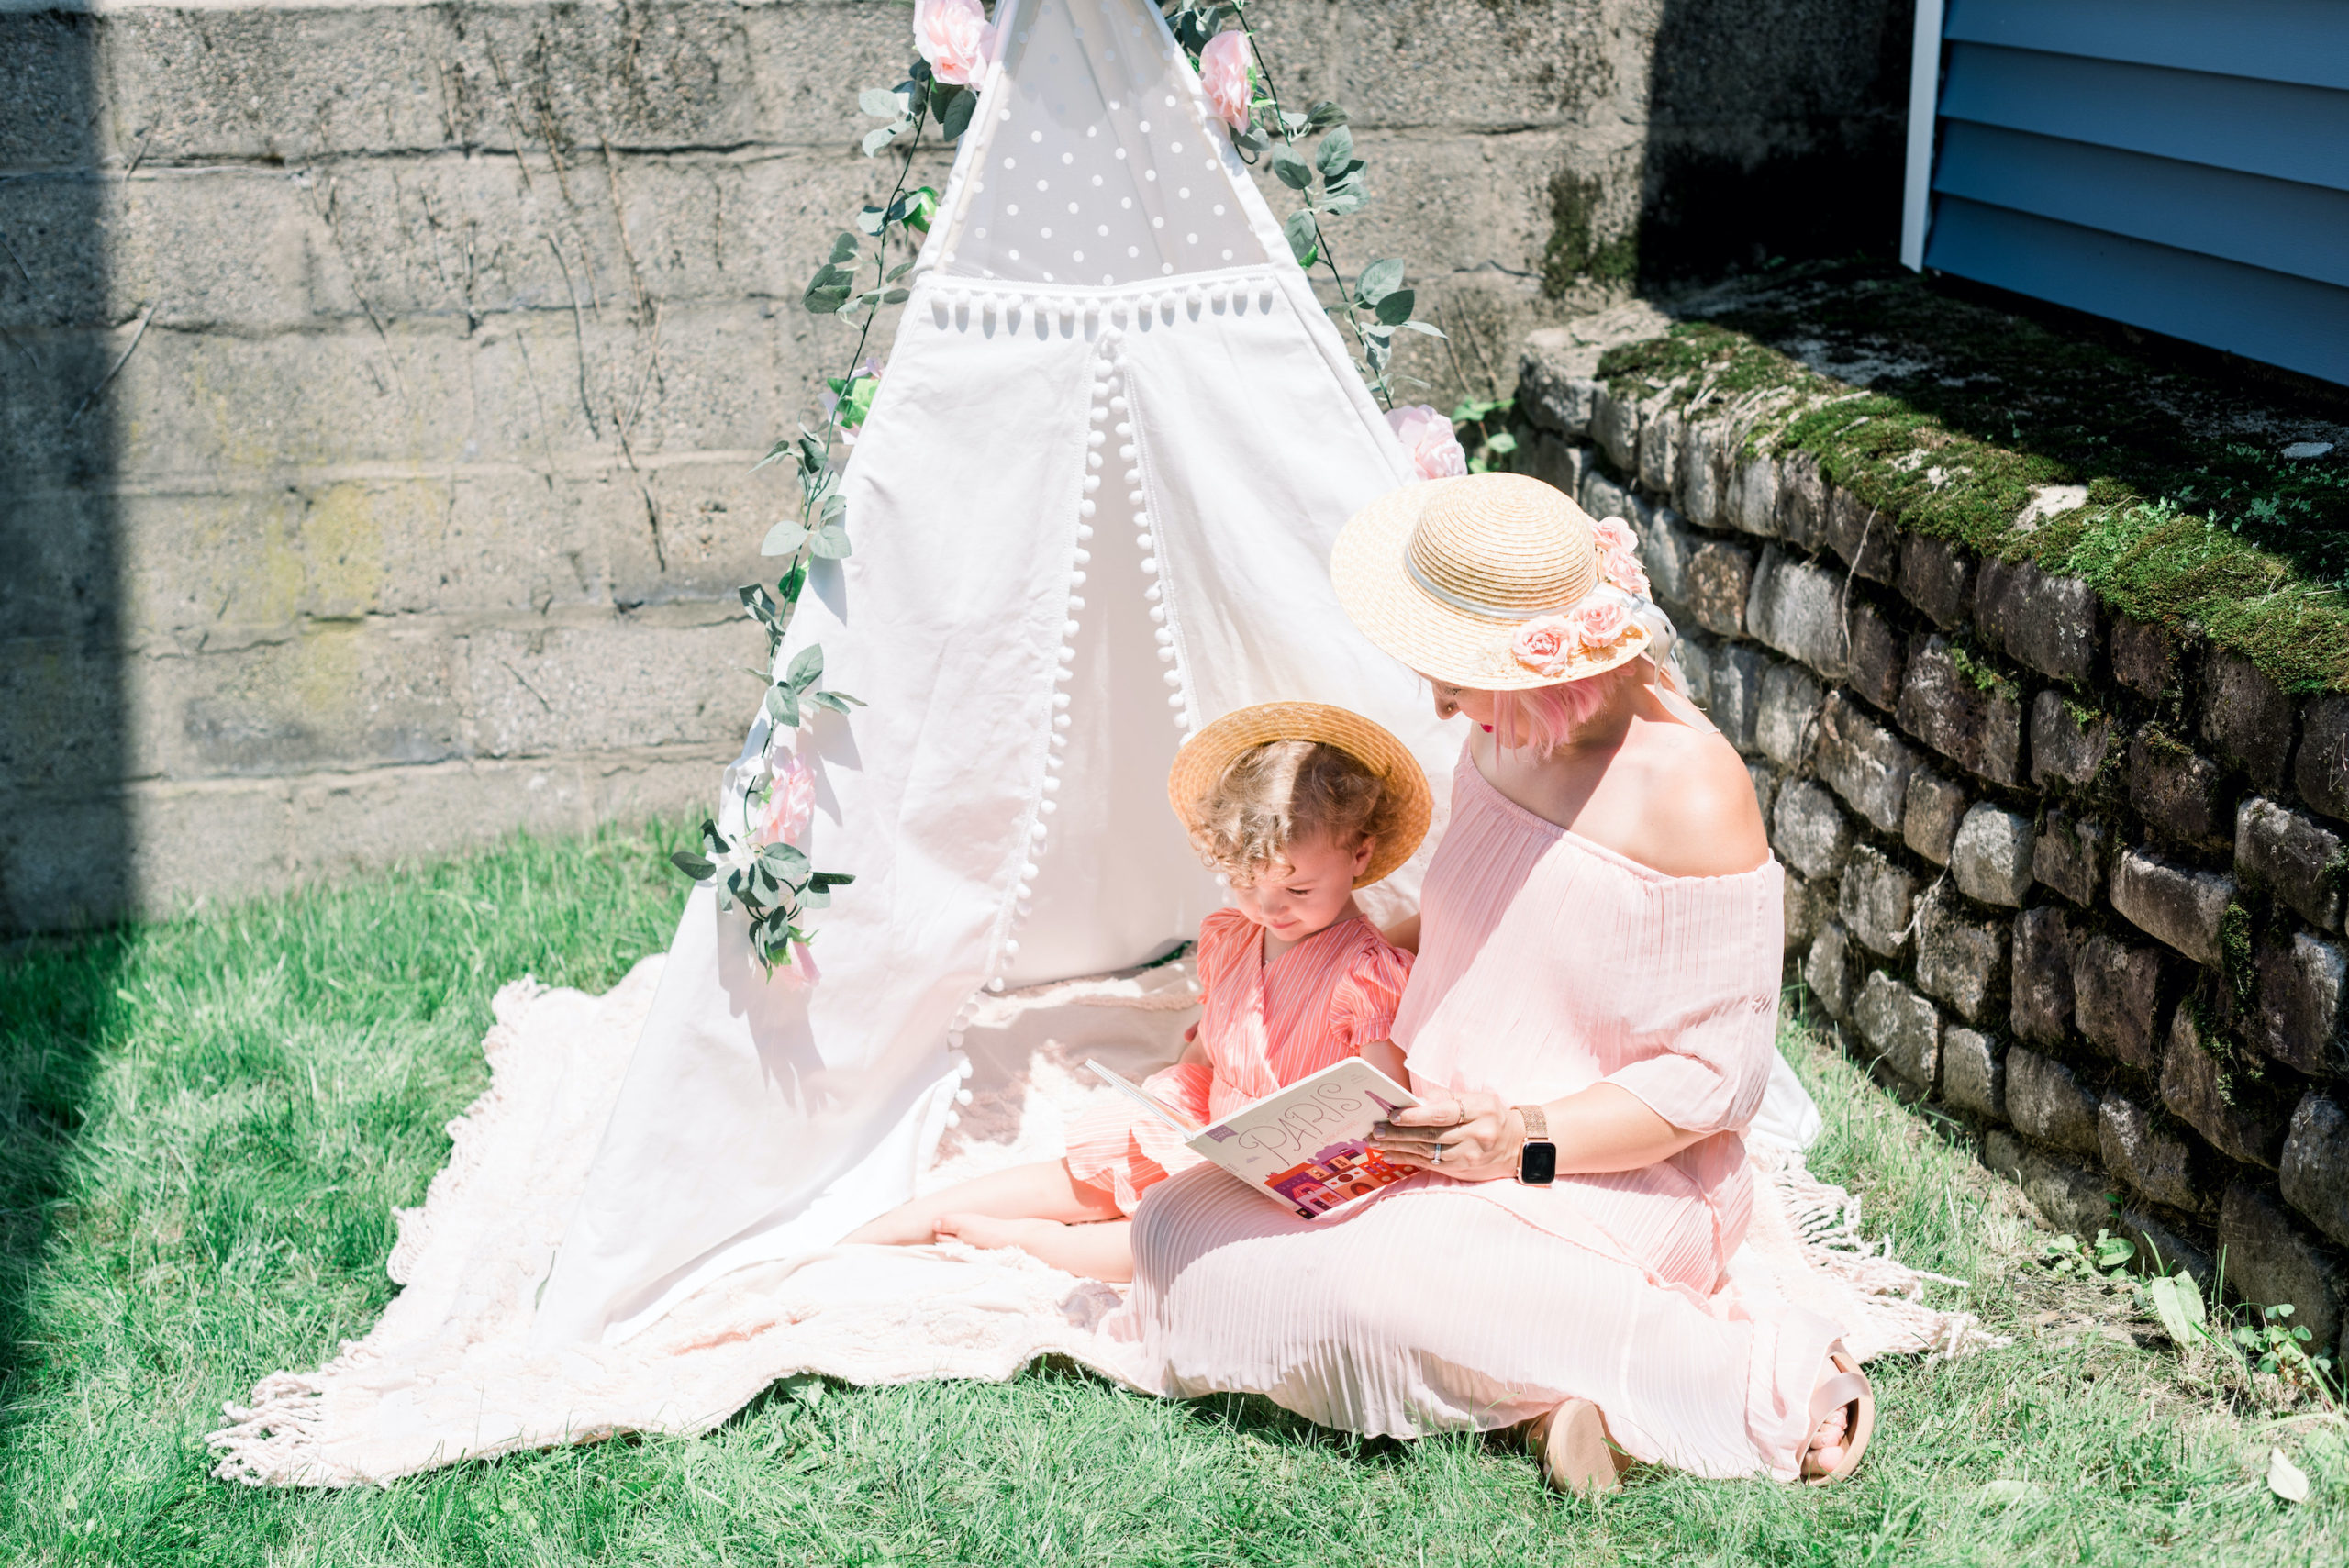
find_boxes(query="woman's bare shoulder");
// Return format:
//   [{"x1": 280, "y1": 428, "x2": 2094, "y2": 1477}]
[{"x1": 1620, "y1": 716, "x2": 1770, "y2": 878}]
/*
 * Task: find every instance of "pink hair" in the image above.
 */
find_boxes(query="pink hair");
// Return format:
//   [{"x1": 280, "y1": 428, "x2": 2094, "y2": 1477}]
[{"x1": 1478, "y1": 659, "x2": 1647, "y2": 757}]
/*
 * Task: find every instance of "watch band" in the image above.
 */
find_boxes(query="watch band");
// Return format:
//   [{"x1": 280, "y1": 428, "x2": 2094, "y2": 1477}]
[
  {"x1": 1515, "y1": 1104, "x2": 1556, "y2": 1186},
  {"x1": 1518, "y1": 1105, "x2": 1549, "y2": 1141}
]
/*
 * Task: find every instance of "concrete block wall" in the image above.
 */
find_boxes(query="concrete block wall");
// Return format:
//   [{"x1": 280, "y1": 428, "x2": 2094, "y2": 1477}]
[
  {"x1": 1519, "y1": 333, "x2": 2349, "y2": 1361},
  {"x1": 0, "y1": 0, "x2": 1904, "y2": 929}
]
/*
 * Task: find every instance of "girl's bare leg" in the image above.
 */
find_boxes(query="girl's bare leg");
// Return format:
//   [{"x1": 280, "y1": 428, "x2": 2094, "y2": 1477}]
[
  {"x1": 841, "y1": 1159, "x2": 1122, "y2": 1247},
  {"x1": 932, "y1": 1213, "x2": 1134, "y2": 1282}
]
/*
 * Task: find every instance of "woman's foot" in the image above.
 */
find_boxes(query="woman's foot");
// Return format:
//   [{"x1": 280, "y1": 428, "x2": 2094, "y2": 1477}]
[
  {"x1": 1527, "y1": 1397, "x2": 1631, "y2": 1496},
  {"x1": 1798, "y1": 1348, "x2": 1873, "y2": 1484}
]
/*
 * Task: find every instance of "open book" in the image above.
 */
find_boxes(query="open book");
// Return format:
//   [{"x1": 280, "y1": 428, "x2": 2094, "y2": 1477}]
[{"x1": 1085, "y1": 1056, "x2": 1423, "y2": 1221}]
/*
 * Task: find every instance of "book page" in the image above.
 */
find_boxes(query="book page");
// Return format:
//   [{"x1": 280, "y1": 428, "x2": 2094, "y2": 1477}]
[
  {"x1": 1186, "y1": 1058, "x2": 1420, "y2": 1221},
  {"x1": 1082, "y1": 1059, "x2": 1204, "y2": 1137}
]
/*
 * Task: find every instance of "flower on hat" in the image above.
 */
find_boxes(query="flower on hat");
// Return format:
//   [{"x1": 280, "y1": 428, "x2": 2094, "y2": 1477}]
[
  {"x1": 914, "y1": 0, "x2": 996, "y2": 87},
  {"x1": 1574, "y1": 597, "x2": 1631, "y2": 649},
  {"x1": 1591, "y1": 515, "x2": 1636, "y2": 553},
  {"x1": 1601, "y1": 544, "x2": 1650, "y2": 599},
  {"x1": 1386, "y1": 405, "x2": 1469, "y2": 481},
  {"x1": 1199, "y1": 31, "x2": 1252, "y2": 131},
  {"x1": 1509, "y1": 615, "x2": 1578, "y2": 678}
]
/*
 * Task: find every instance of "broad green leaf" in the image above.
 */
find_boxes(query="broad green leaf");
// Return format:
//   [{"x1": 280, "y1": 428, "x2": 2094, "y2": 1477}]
[
  {"x1": 1232, "y1": 124, "x2": 1270, "y2": 156},
  {"x1": 929, "y1": 78, "x2": 960, "y2": 117},
  {"x1": 810, "y1": 689, "x2": 866, "y2": 714},
  {"x1": 811, "y1": 872, "x2": 856, "y2": 889},
  {"x1": 819, "y1": 492, "x2": 848, "y2": 525},
  {"x1": 810, "y1": 522, "x2": 854, "y2": 559},
  {"x1": 829, "y1": 231, "x2": 862, "y2": 264},
  {"x1": 857, "y1": 205, "x2": 890, "y2": 236},
  {"x1": 761, "y1": 840, "x2": 812, "y2": 879},
  {"x1": 1305, "y1": 100, "x2": 1348, "y2": 130},
  {"x1": 1283, "y1": 209, "x2": 1319, "y2": 265},
  {"x1": 801, "y1": 265, "x2": 853, "y2": 315},
  {"x1": 1313, "y1": 126, "x2": 1354, "y2": 178},
  {"x1": 752, "y1": 435, "x2": 796, "y2": 472},
  {"x1": 2147, "y1": 1273, "x2": 2206, "y2": 1343},
  {"x1": 669, "y1": 851, "x2": 715, "y2": 880},
  {"x1": 1486, "y1": 430, "x2": 1519, "y2": 455},
  {"x1": 765, "y1": 684, "x2": 802, "y2": 729},
  {"x1": 861, "y1": 124, "x2": 900, "y2": 158},
  {"x1": 1317, "y1": 190, "x2": 1365, "y2": 217},
  {"x1": 1400, "y1": 318, "x2": 1448, "y2": 337},
  {"x1": 1355, "y1": 258, "x2": 1405, "y2": 306},
  {"x1": 905, "y1": 186, "x2": 941, "y2": 232},
  {"x1": 778, "y1": 561, "x2": 807, "y2": 605},
  {"x1": 1278, "y1": 111, "x2": 1309, "y2": 138},
  {"x1": 940, "y1": 88, "x2": 976, "y2": 141},
  {"x1": 879, "y1": 287, "x2": 910, "y2": 305},
  {"x1": 761, "y1": 518, "x2": 810, "y2": 556},
  {"x1": 1373, "y1": 287, "x2": 1415, "y2": 326},
  {"x1": 2268, "y1": 1448, "x2": 2310, "y2": 1504},
  {"x1": 785, "y1": 644, "x2": 825, "y2": 686},
  {"x1": 860, "y1": 88, "x2": 909, "y2": 120},
  {"x1": 1270, "y1": 150, "x2": 1313, "y2": 191}
]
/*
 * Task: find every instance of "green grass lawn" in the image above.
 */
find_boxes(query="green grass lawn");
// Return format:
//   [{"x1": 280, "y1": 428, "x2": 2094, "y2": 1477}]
[{"x1": 1, "y1": 820, "x2": 2341, "y2": 1565}]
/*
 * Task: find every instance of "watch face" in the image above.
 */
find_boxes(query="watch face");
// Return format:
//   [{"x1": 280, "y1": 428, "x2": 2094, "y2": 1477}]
[{"x1": 1520, "y1": 1140, "x2": 1557, "y2": 1185}]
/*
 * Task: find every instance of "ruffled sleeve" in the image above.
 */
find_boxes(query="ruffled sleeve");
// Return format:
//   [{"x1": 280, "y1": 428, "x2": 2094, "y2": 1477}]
[
  {"x1": 1328, "y1": 930, "x2": 1414, "y2": 1052},
  {"x1": 1597, "y1": 866, "x2": 1784, "y2": 1135},
  {"x1": 1192, "y1": 906, "x2": 1253, "y2": 997}
]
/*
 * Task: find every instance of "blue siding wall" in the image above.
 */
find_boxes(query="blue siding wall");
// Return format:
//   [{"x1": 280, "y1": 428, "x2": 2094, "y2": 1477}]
[{"x1": 1922, "y1": 0, "x2": 2349, "y2": 384}]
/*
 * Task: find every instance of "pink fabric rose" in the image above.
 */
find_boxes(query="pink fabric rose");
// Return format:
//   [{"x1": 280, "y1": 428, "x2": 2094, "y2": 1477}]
[
  {"x1": 1591, "y1": 515, "x2": 1636, "y2": 553},
  {"x1": 1199, "y1": 31, "x2": 1252, "y2": 131},
  {"x1": 1574, "y1": 597, "x2": 1631, "y2": 649},
  {"x1": 1601, "y1": 545, "x2": 1650, "y2": 599},
  {"x1": 1510, "y1": 615, "x2": 1578, "y2": 678},
  {"x1": 915, "y1": 0, "x2": 996, "y2": 88},
  {"x1": 752, "y1": 753, "x2": 818, "y2": 849},
  {"x1": 1386, "y1": 405, "x2": 1469, "y2": 481},
  {"x1": 777, "y1": 941, "x2": 822, "y2": 991}
]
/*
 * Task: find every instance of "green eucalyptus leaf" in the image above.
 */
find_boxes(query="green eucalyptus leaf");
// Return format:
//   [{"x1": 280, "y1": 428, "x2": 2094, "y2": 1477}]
[
  {"x1": 761, "y1": 518, "x2": 811, "y2": 557},
  {"x1": 879, "y1": 287, "x2": 911, "y2": 305},
  {"x1": 1355, "y1": 258, "x2": 1405, "y2": 305},
  {"x1": 856, "y1": 205, "x2": 890, "y2": 236},
  {"x1": 801, "y1": 883, "x2": 832, "y2": 909},
  {"x1": 1232, "y1": 124, "x2": 1270, "y2": 156},
  {"x1": 1317, "y1": 190, "x2": 1366, "y2": 217},
  {"x1": 1282, "y1": 209, "x2": 1319, "y2": 265},
  {"x1": 1313, "y1": 126, "x2": 1354, "y2": 178},
  {"x1": 940, "y1": 88, "x2": 976, "y2": 141},
  {"x1": 811, "y1": 522, "x2": 854, "y2": 559},
  {"x1": 785, "y1": 644, "x2": 825, "y2": 686},
  {"x1": 1270, "y1": 150, "x2": 1313, "y2": 191},
  {"x1": 829, "y1": 232, "x2": 862, "y2": 265},
  {"x1": 778, "y1": 561, "x2": 807, "y2": 604},
  {"x1": 1373, "y1": 287, "x2": 1415, "y2": 326},
  {"x1": 761, "y1": 840, "x2": 812, "y2": 879},
  {"x1": 1399, "y1": 318, "x2": 1448, "y2": 338},
  {"x1": 816, "y1": 687, "x2": 867, "y2": 710},
  {"x1": 765, "y1": 684, "x2": 802, "y2": 728},
  {"x1": 669, "y1": 851, "x2": 715, "y2": 881},
  {"x1": 860, "y1": 88, "x2": 910, "y2": 120},
  {"x1": 861, "y1": 124, "x2": 900, "y2": 158},
  {"x1": 1305, "y1": 100, "x2": 1348, "y2": 130},
  {"x1": 752, "y1": 436, "x2": 796, "y2": 472},
  {"x1": 811, "y1": 872, "x2": 856, "y2": 889}
]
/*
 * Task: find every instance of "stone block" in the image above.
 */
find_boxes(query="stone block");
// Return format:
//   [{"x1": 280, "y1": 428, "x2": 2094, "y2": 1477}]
[
  {"x1": 1707, "y1": 642, "x2": 1767, "y2": 754},
  {"x1": 1943, "y1": 1026, "x2": 2005, "y2": 1118},
  {"x1": 2281, "y1": 1095, "x2": 2349, "y2": 1251},
  {"x1": 1743, "y1": 546, "x2": 1850, "y2": 680},
  {"x1": 2021, "y1": 1149, "x2": 2114, "y2": 1238},
  {"x1": 1951, "y1": 804, "x2": 2035, "y2": 907},
  {"x1": 2199, "y1": 651, "x2": 2295, "y2": 790},
  {"x1": 2099, "y1": 1096, "x2": 2204, "y2": 1213},
  {"x1": 1845, "y1": 598, "x2": 1906, "y2": 714},
  {"x1": 1854, "y1": 969, "x2": 1941, "y2": 1090},
  {"x1": 1686, "y1": 538, "x2": 1756, "y2": 638},
  {"x1": 1897, "y1": 535, "x2": 1974, "y2": 629},
  {"x1": 2029, "y1": 691, "x2": 2111, "y2": 790},
  {"x1": 2072, "y1": 933, "x2": 2171, "y2": 1070},
  {"x1": 1681, "y1": 419, "x2": 1738, "y2": 530},
  {"x1": 1840, "y1": 844, "x2": 1920, "y2": 958},
  {"x1": 1775, "y1": 450, "x2": 1829, "y2": 551},
  {"x1": 1727, "y1": 452, "x2": 1779, "y2": 538},
  {"x1": 2248, "y1": 928, "x2": 2345, "y2": 1076},
  {"x1": 2120, "y1": 1209, "x2": 2215, "y2": 1287},
  {"x1": 1805, "y1": 921, "x2": 1856, "y2": 1022},
  {"x1": 1915, "y1": 886, "x2": 2009, "y2": 1025},
  {"x1": 1633, "y1": 502, "x2": 1697, "y2": 617},
  {"x1": 1755, "y1": 661, "x2": 1824, "y2": 768},
  {"x1": 2128, "y1": 729, "x2": 2233, "y2": 851},
  {"x1": 1748, "y1": 761, "x2": 1780, "y2": 828},
  {"x1": 2219, "y1": 1184, "x2": 2345, "y2": 1356},
  {"x1": 2007, "y1": 1046, "x2": 2102, "y2": 1158},
  {"x1": 2297, "y1": 696, "x2": 2349, "y2": 826},
  {"x1": 2110, "y1": 615, "x2": 2181, "y2": 700},
  {"x1": 1902, "y1": 769, "x2": 1968, "y2": 866},
  {"x1": 1815, "y1": 691, "x2": 1919, "y2": 836},
  {"x1": 2162, "y1": 1009, "x2": 2287, "y2": 1169},
  {"x1": 1518, "y1": 431, "x2": 1590, "y2": 499},
  {"x1": 2110, "y1": 849, "x2": 2235, "y2": 967},
  {"x1": 1641, "y1": 406, "x2": 1684, "y2": 501},
  {"x1": 2013, "y1": 906, "x2": 2077, "y2": 1046},
  {"x1": 1517, "y1": 341, "x2": 1598, "y2": 436},
  {"x1": 1773, "y1": 779, "x2": 1853, "y2": 883},
  {"x1": 2236, "y1": 796, "x2": 2345, "y2": 932},
  {"x1": 1579, "y1": 465, "x2": 1634, "y2": 533},
  {"x1": 1785, "y1": 868, "x2": 1827, "y2": 954},
  {"x1": 1896, "y1": 636, "x2": 2026, "y2": 787},
  {"x1": 1975, "y1": 556, "x2": 2101, "y2": 684},
  {"x1": 1592, "y1": 384, "x2": 1639, "y2": 473},
  {"x1": 2032, "y1": 809, "x2": 2109, "y2": 908},
  {"x1": 1984, "y1": 1128, "x2": 2026, "y2": 1182},
  {"x1": 1822, "y1": 487, "x2": 1898, "y2": 584},
  {"x1": 1675, "y1": 632, "x2": 1716, "y2": 714}
]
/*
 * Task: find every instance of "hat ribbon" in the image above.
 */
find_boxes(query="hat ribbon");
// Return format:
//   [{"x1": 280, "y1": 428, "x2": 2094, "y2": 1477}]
[{"x1": 1403, "y1": 549, "x2": 1592, "y2": 622}]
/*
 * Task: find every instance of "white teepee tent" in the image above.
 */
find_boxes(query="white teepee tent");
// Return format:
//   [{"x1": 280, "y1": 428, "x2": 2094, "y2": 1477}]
[{"x1": 529, "y1": 0, "x2": 1454, "y2": 1345}]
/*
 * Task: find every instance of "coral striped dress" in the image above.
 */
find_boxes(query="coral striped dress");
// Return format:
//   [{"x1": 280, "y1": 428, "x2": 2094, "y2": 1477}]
[
  {"x1": 1063, "y1": 906, "x2": 1411, "y2": 1214},
  {"x1": 1114, "y1": 746, "x2": 1844, "y2": 1481}
]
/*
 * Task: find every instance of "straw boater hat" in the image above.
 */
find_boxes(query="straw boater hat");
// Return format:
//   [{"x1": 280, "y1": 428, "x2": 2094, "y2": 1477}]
[
  {"x1": 1330, "y1": 471, "x2": 1657, "y2": 691},
  {"x1": 1166, "y1": 702, "x2": 1432, "y2": 888}
]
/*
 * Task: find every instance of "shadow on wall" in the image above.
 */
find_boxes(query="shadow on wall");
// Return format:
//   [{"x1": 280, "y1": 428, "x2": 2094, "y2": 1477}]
[
  {"x1": 1, "y1": 11, "x2": 128, "y2": 933},
  {"x1": 1544, "y1": 0, "x2": 1912, "y2": 294}
]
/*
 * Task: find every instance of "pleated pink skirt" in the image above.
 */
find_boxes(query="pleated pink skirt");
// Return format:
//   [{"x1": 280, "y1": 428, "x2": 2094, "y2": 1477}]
[{"x1": 1118, "y1": 1163, "x2": 1842, "y2": 1481}]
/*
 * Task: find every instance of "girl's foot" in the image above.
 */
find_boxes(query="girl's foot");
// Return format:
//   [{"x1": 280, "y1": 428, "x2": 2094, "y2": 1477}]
[
  {"x1": 1798, "y1": 1347, "x2": 1874, "y2": 1484},
  {"x1": 1526, "y1": 1397, "x2": 1631, "y2": 1496}
]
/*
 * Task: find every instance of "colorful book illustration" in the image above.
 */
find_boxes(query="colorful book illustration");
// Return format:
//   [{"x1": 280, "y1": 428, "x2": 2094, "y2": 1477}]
[{"x1": 1085, "y1": 1056, "x2": 1423, "y2": 1221}]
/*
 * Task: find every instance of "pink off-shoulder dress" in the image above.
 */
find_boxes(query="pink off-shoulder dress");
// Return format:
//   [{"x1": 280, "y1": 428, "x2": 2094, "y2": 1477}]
[
  {"x1": 1063, "y1": 906, "x2": 1411, "y2": 1214},
  {"x1": 1116, "y1": 746, "x2": 1844, "y2": 1482}
]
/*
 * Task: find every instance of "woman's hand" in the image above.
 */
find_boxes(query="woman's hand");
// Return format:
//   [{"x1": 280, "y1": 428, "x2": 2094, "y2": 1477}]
[{"x1": 1369, "y1": 1089, "x2": 1522, "y2": 1184}]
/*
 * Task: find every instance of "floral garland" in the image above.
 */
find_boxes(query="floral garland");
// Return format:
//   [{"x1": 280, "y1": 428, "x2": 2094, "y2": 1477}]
[
  {"x1": 675, "y1": 0, "x2": 1471, "y2": 973},
  {"x1": 1507, "y1": 517, "x2": 1656, "y2": 679}
]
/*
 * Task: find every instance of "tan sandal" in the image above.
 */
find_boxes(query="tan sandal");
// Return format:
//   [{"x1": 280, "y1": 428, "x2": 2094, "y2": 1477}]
[
  {"x1": 1527, "y1": 1396, "x2": 1631, "y2": 1496},
  {"x1": 1798, "y1": 1345, "x2": 1874, "y2": 1485}
]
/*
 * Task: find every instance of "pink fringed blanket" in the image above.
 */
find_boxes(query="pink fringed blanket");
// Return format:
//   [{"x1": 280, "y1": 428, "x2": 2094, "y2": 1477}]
[{"x1": 209, "y1": 958, "x2": 1997, "y2": 1487}]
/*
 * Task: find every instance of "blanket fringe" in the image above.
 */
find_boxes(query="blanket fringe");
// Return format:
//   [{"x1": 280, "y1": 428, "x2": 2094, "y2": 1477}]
[{"x1": 1753, "y1": 1142, "x2": 2009, "y2": 1360}]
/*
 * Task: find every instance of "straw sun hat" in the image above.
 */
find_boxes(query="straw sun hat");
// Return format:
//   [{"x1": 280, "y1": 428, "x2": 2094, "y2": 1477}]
[
  {"x1": 1166, "y1": 702, "x2": 1432, "y2": 889},
  {"x1": 1330, "y1": 472, "x2": 1656, "y2": 691}
]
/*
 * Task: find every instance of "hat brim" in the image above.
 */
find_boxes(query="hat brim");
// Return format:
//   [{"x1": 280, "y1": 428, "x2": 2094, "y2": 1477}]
[
  {"x1": 1330, "y1": 479, "x2": 1652, "y2": 691},
  {"x1": 1167, "y1": 702, "x2": 1432, "y2": 889}
]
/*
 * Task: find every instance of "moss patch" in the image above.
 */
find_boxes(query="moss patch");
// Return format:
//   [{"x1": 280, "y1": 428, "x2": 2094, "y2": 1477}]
[
  {"x1": 1541, "y1": 169, "x2": 1638, "y2": 298},
  {"x1": 1597, "y1": 266, "x2": 2349, "y2": 692}
]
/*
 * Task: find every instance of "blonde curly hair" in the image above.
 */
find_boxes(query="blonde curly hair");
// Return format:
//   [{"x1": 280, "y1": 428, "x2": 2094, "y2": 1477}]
[{"x1": 1187, "y1": 740, "x2": 1400, "y2": 888}]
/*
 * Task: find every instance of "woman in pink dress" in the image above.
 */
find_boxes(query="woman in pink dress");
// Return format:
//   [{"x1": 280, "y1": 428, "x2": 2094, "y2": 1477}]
[{"x1": 1117, "y1": 473, "x2": 1874, "y2": 1489}]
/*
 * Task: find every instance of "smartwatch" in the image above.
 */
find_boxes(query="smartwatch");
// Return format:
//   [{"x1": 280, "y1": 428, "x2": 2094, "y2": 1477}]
[{"x1": 1515, "y1": 1105, "x2": 1557, "y2": 1185}]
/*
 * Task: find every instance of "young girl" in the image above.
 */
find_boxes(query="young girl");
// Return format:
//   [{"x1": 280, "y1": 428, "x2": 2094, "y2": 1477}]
[{"x1": 841, "y1": 702, "x2": 1428, "y2": 1281}]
